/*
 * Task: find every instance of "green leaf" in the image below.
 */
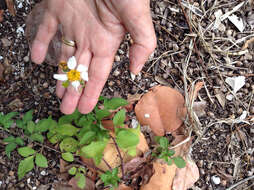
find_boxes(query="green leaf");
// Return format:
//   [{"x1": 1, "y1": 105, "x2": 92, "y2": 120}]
[
  {"x1": 116, "y1": 130, "x2": 139, "y2": 149},
  {"x1": 48, "y1": 133, "x2": 63, "y2": 144},
  {"x1": 30, "y1": 133, "x2": 44, "y2": 143},
  {"x1": 18, "y1": 156, "x2": 34, "y2": 180},
  {"x1": 81, "y1": 140, "x2": 108, "y2": 165},
  {"x1": 5, "y1": 142, "x2": 17, "y2": 158},
  {"x1": 113, "y1": 109, "x2": 126, "y2": 126},
  {"x1": 62, "y1": 80, "x2": 70, "y2": 88},
  {"x1": 35, "y1": 153, "x2": 48, "y2": 168},
  {"x1": 16, "y1": 119, "x2": 25, "y2": 129},
  {"x1": 62, "y1": 152, "x2": 74, "y2": 162},
  {"x1": 23, "y1": 110, "x2": 34, "y2": 123},
  {"x1": 3, "y1": 136, "x2": 15, "y2": 143},
  {"x1": 126, "y1": 146, "x2": 137, "y2": 156},
  {"x1": 3, "y1": 120, "x2": 13, "y2": 129},
  {"x1": 58, "y1": 110, "x2": 81, "y2": 125},
  {"x1": 57, "y1": 124, "x2": 79, "y2": 136},
  {"x1": 27, "y1": 121, "x2": 35, "y2": 134},
  {"x1": 5, "y1": 112, "x2": 18, "y2": 120},
  {"x1": 15, "y1": 137, "x2": 25, "y2": 146},
  {"x1": 75, "y1": 173, "x2": 86, "y2": 189},
  {"x1": 95, "y1": 109, "x2": 111, "y2": 121},
  {"x1": 68, "y1": 167, "x2": 77, "y2": 175},
  {"x1": 167, "y1": 158, "x2": 173, "y2": 165},
  {"x1": 60, "y1": 137, "x2": 78, "y2": 153},
  {"x1": 35, "y1": 119, "x2": 51, "y2": 133},
  {"x1": 104, "y1": 98, "x2": 128, "y2": 110},
  {"x1": 173, "y1": 156, "x2": 186, "y2": 168},
  {"x1": 79, "y1": 131, "x2": 96, "y2": 146},
  {"x1": 159, "y1": 137, "x2": 169, "y2": 149},
  {"x1": 167, "y1": 149, "x2": 175, "y2": 157},
  {"x1": 18, "y1": 147, "x2": 35, "y2": 157}
]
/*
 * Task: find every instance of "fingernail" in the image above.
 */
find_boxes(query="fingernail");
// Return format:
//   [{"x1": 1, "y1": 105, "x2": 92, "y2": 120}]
[{"x1": 130, "y1": 72, "x2": 136, "y2": 80}]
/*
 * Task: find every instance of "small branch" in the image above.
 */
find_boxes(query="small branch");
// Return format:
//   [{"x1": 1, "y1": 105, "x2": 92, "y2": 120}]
[
  {"x1": 226, "y1": 175, "x2": 254, "y2": 190},
  {"x1": 75, "y1": 158, "x2": 106, "y2": 174},
  {"x1": 102, "y1": 158, "x2": 112, "y2": 171},
  {"x1": 110, "y1": 135, "x2": 124, "y2": 178}
]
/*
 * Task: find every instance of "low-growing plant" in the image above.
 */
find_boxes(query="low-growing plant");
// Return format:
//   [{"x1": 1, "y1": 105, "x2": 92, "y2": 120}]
[
  {"x1": 0, "y1": 111, "x2": 18, "y2": 130},
  {"x1": 153, "y1": 136, "x2": 186, "y2": 168},
  {"x1": 100, "y1": 168, "x2": 120, "y2": 190},
  {"x1": 68, "y1": 166, "x2": 86, "y2": 189},
  {"x1": 0, "y1": 97, "x2": 142, "y2": 189}
]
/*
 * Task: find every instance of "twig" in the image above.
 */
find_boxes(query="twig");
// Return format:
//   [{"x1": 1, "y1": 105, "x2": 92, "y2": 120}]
[
  {"x1": 226, "y1": 175, "x2": 254, "y2": 190},
  {"x1": 102, "y1": 158, "x2": 112, "y2": 171},
  {"x1": 110, "y1": 135, "x2": 124, "y2": 178},
  {"x1": 75, "y1": 158, "x2": 106, "y2": 174},
  {"x1": 177, "y1": 0, "x2": 212, "y2": 85}
]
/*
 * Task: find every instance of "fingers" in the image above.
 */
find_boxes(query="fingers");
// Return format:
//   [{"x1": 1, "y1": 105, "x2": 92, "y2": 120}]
[
  {"x1": 78, "y1": 56, "x2": 114, "y2": 114},
  {"x1": 60, "y1": 50, "x2": 92, "y2": 114},
  {"x1": 31, "y1": 12, "x2": 58, "y2": 64},
  {"x1": 118, "y1": 2, "x2": 157, "y2": 74}
]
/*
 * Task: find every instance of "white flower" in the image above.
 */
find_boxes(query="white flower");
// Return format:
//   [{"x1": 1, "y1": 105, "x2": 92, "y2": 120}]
[{"x1": 53, "y1": 56, "x2": 89, "y2": 91}]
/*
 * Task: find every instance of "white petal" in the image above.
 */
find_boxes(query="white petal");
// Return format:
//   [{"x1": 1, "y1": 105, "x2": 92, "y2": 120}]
[
  {"x1": 77, "y1": 64, "x2": 88, "y2": 72},
  {"x1": 53, "y1": 74, "x2": 68, "y2": 81},
  {"x1": 67, "y1": 56, "x2": 77, "y2": 70},
  {"x1": 71, "y1": 81, "x2": 80, "y2": 91},
  {"x1": 225, "y1": 76, "x2": 245, "y2": 93},
  {"x1": 81, "y1": 71, "x2": 89, "y2": 81}
]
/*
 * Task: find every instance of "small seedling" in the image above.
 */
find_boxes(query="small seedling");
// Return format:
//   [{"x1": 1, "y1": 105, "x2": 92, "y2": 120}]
[
  {"x1": 100, "y1": 168, "x2": 120, "y2": 190},
  {"x1": 68, "y1": 166, "x2": 86, "y2": 189},
  {"x1": 153, "y1": 136, "x2": 186, "y2": 168}
]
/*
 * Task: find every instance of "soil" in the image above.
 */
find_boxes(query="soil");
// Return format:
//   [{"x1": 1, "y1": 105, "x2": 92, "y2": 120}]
[{"x1": 0, "y1": 0, "x2": 254, "y2": 190}]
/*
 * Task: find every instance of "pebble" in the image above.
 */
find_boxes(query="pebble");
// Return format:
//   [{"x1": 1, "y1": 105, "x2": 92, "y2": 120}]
[
  {"x1": 114, "y1": 55, "x2": 120, "y2": 62},
  {"x1": 211, "y1": 175, "x2": 221, "y2": 185},
  {"x1": 40, "y1": 170, "x2": 47, "y2": 176},
  {"x1": 226, "y1": 94, "x2": 234, "y2": 101},
  {"x1": 172, "y1": 43, "x2": 179, "y2": 51},
  {"x1": 42, "y1": 82, "x2": 49, "y2": 88},
  {"x1": 23, "y1": 56, "x2": 29, "y2": 62},
  {"x1": 113, "y1": 69, "x2": 120, "y2": 77}
]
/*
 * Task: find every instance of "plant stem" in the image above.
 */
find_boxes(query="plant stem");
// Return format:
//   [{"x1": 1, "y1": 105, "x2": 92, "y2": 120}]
[
  {"x1": 75, "y1": 158, "x2": 106, "y2": 174},
  {"x1": 110, "y1": 135, "x2": 124, "y2": 178},
  {"x1": 102, "y1": 158, "x2": 112, "y2": 171}
]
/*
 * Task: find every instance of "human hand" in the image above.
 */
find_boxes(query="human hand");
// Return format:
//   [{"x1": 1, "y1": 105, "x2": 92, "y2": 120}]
[{"x1": 31, "y1": 0, "x2": 156, "y2": 114}]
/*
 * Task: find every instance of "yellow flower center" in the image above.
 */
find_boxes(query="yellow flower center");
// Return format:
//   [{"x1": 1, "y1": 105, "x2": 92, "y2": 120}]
[{"x1": 67, "y1": 70, "x2": 81, "y2": 81}]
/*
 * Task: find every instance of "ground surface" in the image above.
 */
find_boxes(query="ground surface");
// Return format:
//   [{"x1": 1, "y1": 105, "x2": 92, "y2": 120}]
[{"x1": 0, "y1": 0, "x2": 254, "y2": 190}]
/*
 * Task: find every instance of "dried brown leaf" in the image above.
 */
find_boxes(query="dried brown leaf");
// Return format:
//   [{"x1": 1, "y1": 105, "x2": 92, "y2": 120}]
[
  {"x1": 124, "y1": 157, "x2": 154, "y2": 187},
  {"x1": 190, "y1": 82, "x2": 204, "y2": 102},
  {"x1": 68, "y1": 176, "x2": 95, "y2": 190},
  {"x1": 127, "y1": 93, "x2": 143, "y2": 103},
  {"x1": 135, "y1": 86, "x2": 186, "y2": 136},
  {"x1": 5, "y1": 0, "x2": 15, "y2": 16},
  {"x1": 172, "y1": 158, "x2": 200, "y2": 190},
  {"x1": 215, "y1": 93, "x2": 226, "y2": 108},
  {"x1": 242, "y1": 37, "x2": 254, "y2": 50},
  {"x1": 140, "y1": 160, "x2": 177, "y2": 190}
]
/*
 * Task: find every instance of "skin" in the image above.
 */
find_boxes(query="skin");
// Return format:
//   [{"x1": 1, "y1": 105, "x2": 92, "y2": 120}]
[{"x1": 31, "y1": 0, "x2": 156, "y2": 114}]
